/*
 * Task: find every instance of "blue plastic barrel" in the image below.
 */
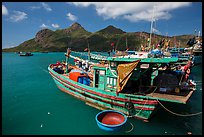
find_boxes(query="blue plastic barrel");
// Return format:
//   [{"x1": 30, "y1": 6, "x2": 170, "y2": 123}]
[
  {"x1": 83, "y1": 77, "x2": 90, "y2": 86},
  {"x1": 87, "y1": 78, "x2": 90, "y2": 86},
  {"x1": 78, "y1": 76, "x2": 83, "y2": 84}
]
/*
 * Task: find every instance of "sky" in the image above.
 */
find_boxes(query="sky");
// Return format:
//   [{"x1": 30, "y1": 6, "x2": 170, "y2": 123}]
[{"x1": 2, "y1": 2, "x2": 202, "y2": 49}]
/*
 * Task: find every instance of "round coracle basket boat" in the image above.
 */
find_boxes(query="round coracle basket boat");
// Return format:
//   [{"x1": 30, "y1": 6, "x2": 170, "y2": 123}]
[{"x1": 95, "y1": 110, "x2": 127, "y2": 131}]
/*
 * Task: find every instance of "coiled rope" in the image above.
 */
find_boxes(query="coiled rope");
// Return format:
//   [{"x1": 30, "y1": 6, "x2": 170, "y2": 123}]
[{"x1": 157, "y1": 100, "x2": 202, "y2": 117}]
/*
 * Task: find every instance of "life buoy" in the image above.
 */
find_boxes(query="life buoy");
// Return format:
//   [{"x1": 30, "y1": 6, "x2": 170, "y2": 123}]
[
  {"x1": 125, "y1": 102, "x2": 134, "y2": 110},
  {"x1": 186, "y1": 68, "x2": 190, "y2": 74},
  {"x1": 89, "y1": 65, "x2": 93, "y2": 70}
]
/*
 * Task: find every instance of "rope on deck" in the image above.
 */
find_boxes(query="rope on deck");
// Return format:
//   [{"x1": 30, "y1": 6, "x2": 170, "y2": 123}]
[{"x1": 157, "y1": 100, "x2": 202, "y2": 117}]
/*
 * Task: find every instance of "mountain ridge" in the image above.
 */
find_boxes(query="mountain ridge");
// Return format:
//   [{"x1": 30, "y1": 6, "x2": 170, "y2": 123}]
[{"x1": 3, "y1": 22, "x2": 197, "y2": 52}]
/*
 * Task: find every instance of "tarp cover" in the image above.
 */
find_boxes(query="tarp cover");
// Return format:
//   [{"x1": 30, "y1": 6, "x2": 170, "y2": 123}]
[
  {"x1": 150, "y1": 49, "x2": 163, "y2": 55},
  {"x1": 117, "y1": 60, "x2": 140, "y2": 93}
]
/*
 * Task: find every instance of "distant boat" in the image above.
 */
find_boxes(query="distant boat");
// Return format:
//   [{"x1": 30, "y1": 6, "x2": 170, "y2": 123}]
[
  {"x1": 41, "y1": 51, "x2": 49, "y2": 53},
  {"x1": 19, "y1": 52, "x2": 33, "y2": 56},
  {"x1": 186, "y1": 33, "x2": 202, "y2": 65},
  {"x1": 192, "y1": 40, "x2": 202, "y2": 65}
]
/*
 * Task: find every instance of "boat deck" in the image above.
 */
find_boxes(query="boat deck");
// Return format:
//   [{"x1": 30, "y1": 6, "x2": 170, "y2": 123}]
[{"x1": 146, "y1": 90, "x2": 195, "y2": 104}]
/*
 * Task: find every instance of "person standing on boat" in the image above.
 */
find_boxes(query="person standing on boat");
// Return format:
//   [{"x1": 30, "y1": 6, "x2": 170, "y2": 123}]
[
  {"x1": 181, "y1": 63, "x2": 191, "y2": 82},
  {"x1": 85, "y1": 60, "x2": 89, "y2": 72},
  {"x1": 111, "y1": 42, "x2": 115, "y2": 52},
  {"x1": 79, "y1": 60, "x2": 82, "y2": 68},
  {"x1": 108, "y1": 50, "x2": 111, "y2": 56}
]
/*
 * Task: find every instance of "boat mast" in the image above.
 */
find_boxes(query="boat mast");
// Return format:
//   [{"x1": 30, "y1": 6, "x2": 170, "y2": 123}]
[
  {"x1": 149, "y1": 3, "x2": 155, "y2": 51},
  {"x1": 198, "y1": 30, "x2": 200, "y2": 37},
  {"x1": 179, "y1": 40, "x2": 180, "y2": 51},
  {"x1": 126, "y1": 35, "x2": 128, "y2": 50},
  {"x1": 87, "y1": 38, "x2": 91, "y2": 61},
  {"x1": 194, "y1": 29, "x2": 197, "y2": 37},
  {"x1": 174, "y1": 36, "x2": 176, "y2": 48},
  {"x1": 65, "y1": 36, "x2": 71, "y2": 74},
  {"x1": 149, "y1": 19, "x2": 153, "y2": 50},
  {"x1": 191, "y1": 29, "x2": 197, "y2": 52},
  {"x1": 65, "y1": 48, "x2": 70, "y2": 74}
]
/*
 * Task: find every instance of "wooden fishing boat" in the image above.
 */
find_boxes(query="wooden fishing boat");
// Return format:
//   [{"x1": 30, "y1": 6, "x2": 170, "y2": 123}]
[
  {"x1": 41, "y1": 51, "x2": 49, "y2": 53},
  {"x1": 48, "y1": 49, "x2": 196, "y2": 121}
]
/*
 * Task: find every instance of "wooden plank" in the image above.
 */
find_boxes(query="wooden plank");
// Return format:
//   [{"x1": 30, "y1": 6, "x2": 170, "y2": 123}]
[
  {"x1": 85, "y1": 102, "x2": 107, "y2": 110},
  {"x1": 146, "y1": 90, "x2": 195, "y2": 104}
]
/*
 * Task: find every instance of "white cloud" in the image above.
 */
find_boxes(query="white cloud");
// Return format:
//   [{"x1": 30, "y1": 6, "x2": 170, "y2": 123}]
[
  {"x1": 70, "y1": 2, "x2": 191, "y2": 22},
  {"x1": 41, "y1": 2, "x2": 52, "y2": 11},
  {"x1": 52, "y1": 23, "x2": 60, "y2": 28},
  {"x1": 9, "y1": 11, "x2": 27, "y2": 22},
  {"x1": 30, "y1": 6, "x2": 41, "y2": 10},
  {"x1": 40, "y1": 23, "x2": 49, "y2": 29},
  {"x1": 2, "y1": 5, "x2": 8, "y2": 15},
  {"x1": 66, "y1": 12, "x2": 78, "y2": 21},
  {"x1": 68, "y1": 2, "x2": 95, "y2": 7}
]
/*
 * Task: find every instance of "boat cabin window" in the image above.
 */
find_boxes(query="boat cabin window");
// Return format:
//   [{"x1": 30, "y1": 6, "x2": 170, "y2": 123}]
[
  {"x1": 106, "y1": 77, "x2": 117, "y2": 91},
  {"x1": 107, "y1": 77, "x2": 116, "y2": 85},
  {"x1": 107, "y1": 77, "x2": 110, "y2": 84},
  {"x1": 110, "y1": 77, "x2": 113, "y2": 85},
  {"x1": 113, "y1": 78, "x2": 117, "y2": 86}
]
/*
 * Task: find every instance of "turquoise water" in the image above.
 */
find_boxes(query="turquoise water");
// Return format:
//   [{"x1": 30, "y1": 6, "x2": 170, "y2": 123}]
[{"x1": 2, "y1": 52, "x2": 202, "y2": 135}]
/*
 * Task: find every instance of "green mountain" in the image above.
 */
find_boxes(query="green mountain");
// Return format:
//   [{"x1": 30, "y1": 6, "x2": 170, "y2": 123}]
[
  {"x1": 2, "y1": 22, "x2": 197, "y2": 52},
  {"x1": 96, "y1": 25, "x2": 125, "y2": 36}
]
